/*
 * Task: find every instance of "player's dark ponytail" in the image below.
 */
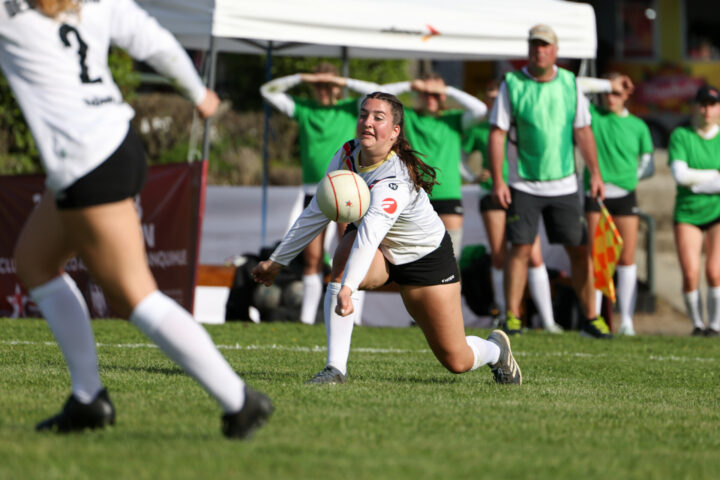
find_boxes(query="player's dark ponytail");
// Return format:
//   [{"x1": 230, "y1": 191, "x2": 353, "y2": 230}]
[{"x1": 362, "y1": 92, "x2": 438, "y2": 194}]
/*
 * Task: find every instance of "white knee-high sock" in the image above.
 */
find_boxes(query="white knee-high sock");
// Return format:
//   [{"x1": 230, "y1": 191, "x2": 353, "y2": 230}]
[
  {"x1": 130, "y1": 291, "x2": 244, "y2": 413},
  {"x1": 491, "y1": 266, "x2": 505, "y2": 314},
  {"x1": 527, "y1": 265, "x2": 557, "y2": 328},
  {"x1": 300, "y1": 273, "x2": 323, "y2": 325},
  {"x1": 30, "y1": 274, "x2": 103, "y2": 404},
  {"x1": 683, "y1": 290, "x2": 704, "y2": 329},
  {"x1": 707, "y1": 286, "x2": 720, "y2": 331},
  {"x1": 616, "y1": 264, "x2": 637, "y2": 329},
  {"x1": 324, "y1": 282, "x2": 355, "y2": 375},
  {"x1": 465, "y1": 336, "x2": 500, "y2": 370},
  {"x1": 353, "y1": 290, "x2": 366, "y2": 326},
  {"x1": 595, "y1": 289, "x2": 604, "y2": 316}
]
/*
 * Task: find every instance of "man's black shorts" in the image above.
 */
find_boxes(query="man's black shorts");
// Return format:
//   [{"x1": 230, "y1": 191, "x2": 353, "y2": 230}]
[{"x1": 506, "y1": 188, "x2": 587, "y2": 246}]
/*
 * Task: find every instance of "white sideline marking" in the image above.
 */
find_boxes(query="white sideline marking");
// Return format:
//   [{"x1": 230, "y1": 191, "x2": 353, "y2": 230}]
[{"x1": 1, "y1": 340, "x2": 717, "y2": 363}]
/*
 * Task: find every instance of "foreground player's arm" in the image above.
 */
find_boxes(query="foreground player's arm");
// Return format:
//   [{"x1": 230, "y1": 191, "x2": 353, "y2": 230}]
[
  {"x1": 109, "y1": 0, "x2": 210, "y2": 111},
  {"x1": 341, "y1": 181, "x2": 411, "y2": 292}
]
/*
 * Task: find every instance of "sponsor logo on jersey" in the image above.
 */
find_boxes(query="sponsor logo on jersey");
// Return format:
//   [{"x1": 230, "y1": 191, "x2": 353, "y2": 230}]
[
  {"x1": 381, "y1": 198, "x2": 397, "y2": 214},
  {"x1": 389, "y1": 183, "x2": 398, "y2": 190}
]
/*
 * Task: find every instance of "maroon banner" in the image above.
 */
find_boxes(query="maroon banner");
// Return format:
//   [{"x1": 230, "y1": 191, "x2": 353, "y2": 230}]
[{"x1": 0, "y1": 161, "x2": 207, "y2": 318}]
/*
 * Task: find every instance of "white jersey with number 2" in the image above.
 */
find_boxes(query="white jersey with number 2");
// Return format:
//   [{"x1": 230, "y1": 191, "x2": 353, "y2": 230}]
[
  {"x1": 270, "y1": 139, "x2": 447, "y2": 292},
  {"x1": 0, "y1": 0, "x2": 205, "y2": 194}
]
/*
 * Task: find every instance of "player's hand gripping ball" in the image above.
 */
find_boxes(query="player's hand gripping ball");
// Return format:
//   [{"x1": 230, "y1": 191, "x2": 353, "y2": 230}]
[{"x1": 315, "y1": 170, "x2": 370, "y2": 223}]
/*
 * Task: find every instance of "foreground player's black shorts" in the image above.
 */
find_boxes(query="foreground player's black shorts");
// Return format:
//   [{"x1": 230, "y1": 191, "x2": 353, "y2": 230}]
[
  {"x1": 56, "y1": 126, "x2": 147, "y2": 209},
  {"x1": 387, "y1": 232, "x2": 460, "y2": 286},
  {"x1": 479, "y1": 194, "x2": 506, "y2": 212}
]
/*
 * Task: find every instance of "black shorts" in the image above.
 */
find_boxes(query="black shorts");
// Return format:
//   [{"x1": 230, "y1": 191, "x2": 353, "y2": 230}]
[
  {"x1": 430, "y1": 199, "x2": 463, "y2": 216},
  {"x1": 506, "y1": 188, "x2": 587, "y2": 246},
  {"x1": 343, "y1": 226, "x2": 460, "y2": 286},
  {"x1": 303, "y1": 194, "x2": 314, "y2": 209},
  {"x1": 479, "y1": 194, "x2": 506, "y2": 213},
  {"x1": 675, "y1": 215, "x2": 720, "y2": 232},
  {"x1": 585, "y1": 191, "x2": 639, "y2": 216},
  {"x1": 55, "y1": 127, "x2": 147, "y2": 209},
  {"x1": 387, "y1": 232, "x2": 460, "y2": 286}
]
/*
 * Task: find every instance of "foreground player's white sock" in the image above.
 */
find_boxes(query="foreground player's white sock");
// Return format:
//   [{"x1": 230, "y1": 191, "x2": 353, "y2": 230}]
[
  {"x1": 324, "y1": 282, "x2": 355, "y2": 375},
  {"x1": 30, "y1": 274, "x2": 103, "y2": 404},
  {"x1": 595, "y1": 289, "x2": 604, "y2": 316},
  {"x1": 300, "y1": 273, "x2": 323, "y2": 325},
  {"x1": 616, "y1": 264, "x2": 637, "y2": 330},
  {"x1": 683, "y1": 289, "x2": 704, "y2": 329},
  {"x1": 353, "y1": 290, "x2": 366, "y2": 326},
  {"x1": 130, "y1": 291, "x2": 244, "y2": 413},
  {"x1": 465, "y1": 336, "x2": 500, "y2": 370},
  {"x1": 491, "y1": 266, "x2": 505, "y2": 314},
  {"x1": 707, "y1": 285, "x2": 720, "y2": 332},
  {"x1": 527, "y1": 265, "x2": 557, "y2": 329}
]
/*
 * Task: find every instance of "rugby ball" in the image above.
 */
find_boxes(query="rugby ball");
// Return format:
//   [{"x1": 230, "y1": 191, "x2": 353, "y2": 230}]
[{"x1": 316, "y1": 170, "x2": 370, "y2": 223}]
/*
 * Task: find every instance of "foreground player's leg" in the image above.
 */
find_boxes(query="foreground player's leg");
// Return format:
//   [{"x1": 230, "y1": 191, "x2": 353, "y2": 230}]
[
  {"x1": 401, "y1": 282, "x2": 520, "y2": 384},
  {"x1": 307, "y1": 282, "x2": 354, "y2": 384},
  {"x1": 64, "y1": 199, "x2": 271, "y2": 437}
]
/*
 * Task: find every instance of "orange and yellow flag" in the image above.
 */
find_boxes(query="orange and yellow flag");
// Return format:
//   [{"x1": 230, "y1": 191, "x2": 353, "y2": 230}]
[{"x1": 593, "y1": 201, "x2": 624, "y2": 303}]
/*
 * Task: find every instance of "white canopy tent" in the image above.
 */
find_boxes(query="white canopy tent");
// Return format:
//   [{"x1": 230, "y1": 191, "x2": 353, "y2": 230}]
[
  {"x1": 138, "y1": 0, "x2": 597, "y2": 60},
  {"x1": 137, "y1": 0, "x2": 598, "y2": 245}
]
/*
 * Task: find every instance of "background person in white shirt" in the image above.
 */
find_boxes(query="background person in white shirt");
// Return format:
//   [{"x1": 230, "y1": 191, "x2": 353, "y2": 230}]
[
  {"x1": 253, "y1": 92, "x2": 521, "y2": 386},
  {"x1": 1, "y1": 0, "x2": 271, "y2": 438}
]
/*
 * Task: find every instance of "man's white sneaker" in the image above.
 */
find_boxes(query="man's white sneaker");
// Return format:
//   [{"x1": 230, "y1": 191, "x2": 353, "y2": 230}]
[
  {"x1": 618, "y1": 324, "x2": 636, "y2": 336},
  {"x1": 544, "y1": 322, "x2": 564, "y2": 334}
]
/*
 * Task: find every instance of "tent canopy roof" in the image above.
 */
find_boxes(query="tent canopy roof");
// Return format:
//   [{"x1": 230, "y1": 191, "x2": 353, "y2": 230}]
[{"x1": 138, "y1": 0, "x2": 597, "y2": 60}]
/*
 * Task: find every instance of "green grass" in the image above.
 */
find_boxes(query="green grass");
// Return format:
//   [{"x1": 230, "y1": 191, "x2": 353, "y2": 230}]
[{"x1": 1, "y1": 318, "x2": 719, "y2": 480}]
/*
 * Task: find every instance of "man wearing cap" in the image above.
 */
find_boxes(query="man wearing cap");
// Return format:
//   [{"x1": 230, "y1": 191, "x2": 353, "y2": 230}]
[{"x1": 488, "y1": 24, "x2": 612, "y2": 338}]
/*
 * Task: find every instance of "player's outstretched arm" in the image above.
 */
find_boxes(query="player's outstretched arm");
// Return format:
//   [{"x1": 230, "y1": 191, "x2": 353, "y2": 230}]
[{"x1": 252, "y1": 261, "x2": 284, "y2": 287}]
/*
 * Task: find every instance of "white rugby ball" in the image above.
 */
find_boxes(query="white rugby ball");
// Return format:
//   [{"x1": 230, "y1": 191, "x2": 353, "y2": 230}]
[{"x1": 316, "y1": 170, "x2": 370, "y2": 223}]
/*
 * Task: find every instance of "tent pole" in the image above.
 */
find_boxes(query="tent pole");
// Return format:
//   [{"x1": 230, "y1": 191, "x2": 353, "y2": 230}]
[
  {"x1": 341, "y1": 46, "x2": 349, "y2": 97},
  {"x1": 201, "y1": 36, "x2": 218, "y2": 161},
  {"x1": 261, "y1": 41, "x2": 273, "y2": 248}
]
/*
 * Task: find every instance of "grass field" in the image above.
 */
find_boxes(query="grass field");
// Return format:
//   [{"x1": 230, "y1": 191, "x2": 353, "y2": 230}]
[{"x1": 1, "y1": 318, "x2": 719, "y2": 480}]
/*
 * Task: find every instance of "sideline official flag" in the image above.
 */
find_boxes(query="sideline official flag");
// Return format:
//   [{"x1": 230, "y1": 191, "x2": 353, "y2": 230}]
[{"x1": 593, "y1": 199, "x2": 624, "y2": 303}]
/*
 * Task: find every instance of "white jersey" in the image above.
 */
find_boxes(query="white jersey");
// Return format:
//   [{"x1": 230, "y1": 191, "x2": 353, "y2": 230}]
[
  {"x1": 270, "y1": 140, "x2": 447, "y2": 292},
  {"x1": 0, "y1": 0, "x2": 206, "y2": 193}
]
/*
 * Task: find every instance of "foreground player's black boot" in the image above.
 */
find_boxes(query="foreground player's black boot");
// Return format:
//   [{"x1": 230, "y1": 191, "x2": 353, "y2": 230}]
[
  {"x1": 221, "y1": 386, "x2": 273, "y2": 439},
  {"x1": 36, "y1": 388, "x2": 115, "y2": 433}
]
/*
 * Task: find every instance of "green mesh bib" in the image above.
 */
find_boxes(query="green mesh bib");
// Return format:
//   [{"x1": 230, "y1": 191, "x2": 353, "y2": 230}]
[{"x1": 506, "y1": 68, "x2": 577, "y2": 181}]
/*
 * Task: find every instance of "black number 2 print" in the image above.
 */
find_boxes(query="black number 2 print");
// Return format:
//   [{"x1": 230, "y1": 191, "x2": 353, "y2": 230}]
[{"x1": 59, "y1": 24, "x2": 102, "y2": 84}]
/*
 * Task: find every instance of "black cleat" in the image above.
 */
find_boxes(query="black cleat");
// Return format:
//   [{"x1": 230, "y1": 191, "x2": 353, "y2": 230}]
[
  {"x1": 221, "y1": 386, "x2": 273, "y2": 440},
  {"x1": 705, "y1": 328, "x2": 719, "y2": 337},
  {"x1": 36, "y1": 388, "x2": 115, "y2": 433},
  {"x1": 306, "y1": 365, "x2": 347, "y2": 384},
  {"x1": 691, "y1": 327, "x2": 706, "y2": 337}
]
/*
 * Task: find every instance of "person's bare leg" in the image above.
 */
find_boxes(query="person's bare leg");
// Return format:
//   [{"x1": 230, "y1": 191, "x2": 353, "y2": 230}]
[
  {"x1": 527, "y1": 236, "x2": 561, "y2": 332},
  {"x1": 506, "y1": 243, "x2": 532, "y2": 333},
  {"x1": 674, "y1": 223, "x2": 705, "y2": 331},
  {"x1": 482, "y1": 209, "x2": 507, "y2": 316},
  {"x1": 440, "y1": 213, "x2": 463, "y2": 259},
  {"x1": 703, "y1": 224, "x2": 720, "y2": 333}
]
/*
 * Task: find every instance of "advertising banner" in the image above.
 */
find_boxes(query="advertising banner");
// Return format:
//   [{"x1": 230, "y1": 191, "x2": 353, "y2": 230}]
[{"x1": 0, "y1": 161, "x2": 207, "y2": 318}]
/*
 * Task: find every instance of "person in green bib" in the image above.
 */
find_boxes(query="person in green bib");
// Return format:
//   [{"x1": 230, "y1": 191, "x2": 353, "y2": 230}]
[
  {"x1": 669, "y1": 85, "x2": 720, "y2": 337},
  {"x1": 463, "y1": 79, "x2": 563, "y2": 333},
  {"x1": 489, "y1": 24, "x2": 624, "y2": 339},
  {"x1": 378, "y1": 72, "x2": 488, "y2": 259},
  {"x1": 260, "y1": 63, "x2": 378, "y2": 326},
  {"x1": 583, "y1": 73, "x2": 654, "y2": 337}
]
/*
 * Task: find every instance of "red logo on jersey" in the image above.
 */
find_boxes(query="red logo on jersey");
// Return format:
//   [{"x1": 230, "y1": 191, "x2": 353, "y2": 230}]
[{"x1": 381, "y1": 198, "x2": 397, "y2": 214}]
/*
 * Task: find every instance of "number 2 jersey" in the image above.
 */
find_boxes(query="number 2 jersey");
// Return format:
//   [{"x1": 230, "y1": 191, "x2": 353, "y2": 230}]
[
  {"x1": 0, "y1": 0, "x2": 205, "y2": 194},
  {"x1": 270, "y1": 139, "x2": 447, "y2": 292}
]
